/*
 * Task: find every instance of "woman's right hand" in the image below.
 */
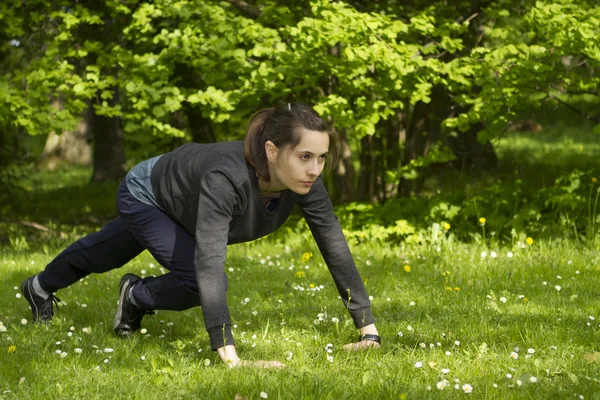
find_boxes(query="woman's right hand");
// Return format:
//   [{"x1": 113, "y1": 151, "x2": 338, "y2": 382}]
[{"x1": 217, "y1": 345, "x2": 285, "y2": 369}]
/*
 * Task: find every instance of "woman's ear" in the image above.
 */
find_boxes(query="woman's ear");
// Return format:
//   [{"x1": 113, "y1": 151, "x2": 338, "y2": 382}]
[{"x1": 265, "y1": 141, "x2": 278, "y2": 163}]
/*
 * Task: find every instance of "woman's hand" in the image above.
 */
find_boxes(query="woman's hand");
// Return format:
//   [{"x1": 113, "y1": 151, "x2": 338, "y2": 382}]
[
  {"x1": 342, "y1": 323, "x2": 381, "y2": 351},
  {"x1": 342, "y1": 340, "x2": 381, "y2": 351},
  {"x1": 217, "y1": 345, "x2": 242, "y2": 367},
  {"x1": 217, "y1": 345, "x2": 285, "y2": 368},
  {"x1": 239, "y1": 360, "x2": 286, "y2": 368}
]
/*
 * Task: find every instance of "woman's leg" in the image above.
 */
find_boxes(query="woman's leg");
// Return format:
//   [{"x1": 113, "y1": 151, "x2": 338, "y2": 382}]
[
  {"x1": 23, "y1": 189, "x2": 145, "y2": 322},
  {"x1": 37, "y1": 217, "x2": 144, "y2": 292},
  {"x1": 115, "y1": 181, "x2": 220, "y2": 311}
]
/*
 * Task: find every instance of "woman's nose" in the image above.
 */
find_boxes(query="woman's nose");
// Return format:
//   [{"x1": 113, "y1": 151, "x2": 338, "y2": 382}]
[{"x1": 308, "y1": 160, "x2": 320, "y2": 176}]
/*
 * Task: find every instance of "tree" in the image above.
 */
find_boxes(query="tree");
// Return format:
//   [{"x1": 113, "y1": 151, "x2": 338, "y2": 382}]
[{"x1": 1, "y1": 0, "x2": 598, "y2": 201}]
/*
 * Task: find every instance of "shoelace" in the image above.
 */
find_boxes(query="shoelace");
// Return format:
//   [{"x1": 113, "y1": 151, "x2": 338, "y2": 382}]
[{"x1": 41, "y1": 295, "x2": 61, "y2": 319}]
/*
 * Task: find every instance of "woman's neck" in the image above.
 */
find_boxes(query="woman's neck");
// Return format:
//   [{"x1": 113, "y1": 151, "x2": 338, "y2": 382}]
[{"x1": 258, "y1": 176, "x2": 284, "y2": 196}]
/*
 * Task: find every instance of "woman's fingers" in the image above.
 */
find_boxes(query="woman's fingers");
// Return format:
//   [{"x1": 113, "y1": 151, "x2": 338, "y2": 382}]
[
  {"x1": 254, "y1": 360, "x2": 286, "y2": 368},
  {"x1": 239, "y1": 360, "x2": 286, "y2": 368},
  {"x1": 342, "y1": 340, "x2": 381, "y2": 351}
]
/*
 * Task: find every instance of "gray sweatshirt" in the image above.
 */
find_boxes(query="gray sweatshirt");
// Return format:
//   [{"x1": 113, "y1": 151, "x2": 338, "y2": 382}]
[{"x1": 149, "y1": 141, "x2": 374, "y2": 349}]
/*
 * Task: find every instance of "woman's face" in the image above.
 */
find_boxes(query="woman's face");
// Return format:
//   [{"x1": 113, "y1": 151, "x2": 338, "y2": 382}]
[{"x1": 267, "y1": 128, "x2": 330, "y2": 195}]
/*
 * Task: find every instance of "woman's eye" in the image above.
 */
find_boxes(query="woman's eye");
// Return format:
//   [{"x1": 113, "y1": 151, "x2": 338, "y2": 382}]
[{"x1": 300, "y1": 155, "x2": 310, "y2": 161}]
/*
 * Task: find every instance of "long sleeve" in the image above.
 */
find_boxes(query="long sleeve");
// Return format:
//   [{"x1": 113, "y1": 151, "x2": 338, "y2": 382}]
[
  {"x1": 298, "y1": 178, "x2": 375, "y2": 328},
  {"x1": 194, "y1": 170, "x2": 243, "y2": 350}
]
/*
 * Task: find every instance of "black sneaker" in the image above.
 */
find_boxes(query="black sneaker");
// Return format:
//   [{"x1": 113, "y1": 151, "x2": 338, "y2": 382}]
[
  {"x1": 114, "y1": 273, "x2": 153, "y2": 337},
  {"x1": 20, "y1": 276, "x2": 60, "y2": 323}
]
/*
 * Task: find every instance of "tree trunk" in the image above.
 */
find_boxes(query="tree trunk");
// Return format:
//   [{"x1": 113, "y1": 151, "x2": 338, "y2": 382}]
[
  {"x1": 91, "y1": 90, "x2": 126, "y2": 182},
  {"x1": 185, "y1": 104, "x2": 216, "y2": 143},
  {"x1": 39, "y1": 102, "x2": 92, "y2": 170},
  {"x1": 375, "y1": 131, "x2": 388, "y2": 203},
  {"x1": 384, "y1": 110, "x2": 402, "y2": 197},
  {"x1": 329, "y1": 132, "x2": 356, "y2": 204},
  {"x1": 447, "y1": 122, "x2": 498, "y2": 173},
  {"x1": 398, "y1": 101, "x2": 429, "y2": 197},
  {"x1": 398, "y1": 86, "x2": 455, "y2": 197},
  {"x1": 357, "y1": 135, "x2": 377, "y2": 202}
]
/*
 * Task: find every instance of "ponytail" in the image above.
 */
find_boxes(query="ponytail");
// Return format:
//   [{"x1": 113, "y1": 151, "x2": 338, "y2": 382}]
[{"x1": 244, "y1": 108, "x2": 274, "y2": 181}]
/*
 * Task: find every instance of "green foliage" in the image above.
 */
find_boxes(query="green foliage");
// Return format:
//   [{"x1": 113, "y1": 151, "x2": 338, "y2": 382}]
[
  {"x1": 1, "y1": 0, "x2": 599, "y2": 182},
  {"x1": 455, "y1": 1, "x2": 600, "y2": 140},
  {"x1": 328, "y1": 167, "x2": 600, "y2": 246}
]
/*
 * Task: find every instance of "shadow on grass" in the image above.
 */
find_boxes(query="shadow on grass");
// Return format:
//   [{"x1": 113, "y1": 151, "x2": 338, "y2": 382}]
[{"x1": 1, "y1": 179, "x2": 119, "y2": 225}]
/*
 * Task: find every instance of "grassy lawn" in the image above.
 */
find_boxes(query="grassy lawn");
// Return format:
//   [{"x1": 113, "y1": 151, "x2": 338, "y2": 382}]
[
  {"x1": 1, "y1": 229, "x2": 599, "y2": 398},
  {"x1": 1, "y1": 122, "x2": 599, "y2": 399}
]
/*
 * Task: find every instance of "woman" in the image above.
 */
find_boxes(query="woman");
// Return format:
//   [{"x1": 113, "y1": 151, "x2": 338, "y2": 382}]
[{"x1": 20, "y1": 103, "x2": 381, "y2": 367}]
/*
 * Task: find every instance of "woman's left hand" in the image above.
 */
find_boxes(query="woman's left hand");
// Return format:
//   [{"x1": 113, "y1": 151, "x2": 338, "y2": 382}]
[{"x1": 342, "y1": 339, "x2": 381, "y2": 351}]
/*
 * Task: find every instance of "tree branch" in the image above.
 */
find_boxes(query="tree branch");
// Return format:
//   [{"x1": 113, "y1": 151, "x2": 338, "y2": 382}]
[
  {"x1": 564, "y1": 90, "x2": 600, "y2": 97},
  {"x1": 226, "y1": 0, "x2": 260, "y2": 19},
  {"x1": 548, "y1": 95, "x2": 600, "y2": 123},
  {"x1": 1, "y1": 219, "x2": 68, "y2": 237},
  {"x1": 464, "y1": 13, "x2": 479, "y2": 24}
]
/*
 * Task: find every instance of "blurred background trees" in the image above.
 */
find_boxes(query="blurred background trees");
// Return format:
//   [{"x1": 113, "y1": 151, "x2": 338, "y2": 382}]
[{"x1": 1, "y1": 0, "x2": 598, "y2": 206}]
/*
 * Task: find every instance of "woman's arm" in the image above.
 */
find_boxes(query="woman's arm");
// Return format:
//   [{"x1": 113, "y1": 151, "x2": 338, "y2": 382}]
[
  {"x1": 195, "y1": 171, "x2": 286, "y2": 367},
  {"x1": 297, "y1": 178, "x2": 380, "y2": 348}
]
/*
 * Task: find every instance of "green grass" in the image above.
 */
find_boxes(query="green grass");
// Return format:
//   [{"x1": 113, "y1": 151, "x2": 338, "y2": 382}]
[
  {"x1": 429, "y1": 118, "x2": 600, "y2": 198},
  {"x1": 1, "y1": 236, "x2": 599, "y2": 399},
  {"x1": 1, "y1": 170, "x2": 600, "y2": 399},
  {"x1": 2, "y1": 119, "x2": 600, "y2": 399},
  {"x1": 495, "y1": 121, "x2": 600, "y2": 185}
]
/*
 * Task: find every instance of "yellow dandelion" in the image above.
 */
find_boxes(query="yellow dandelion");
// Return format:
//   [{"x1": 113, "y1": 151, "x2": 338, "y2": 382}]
[
  {"x1": 454, "y1": 287, "x2": 460, "y2": 292},
  {"x1": 8, "y1": 345, "x2": 16, "y2": 353},
  {"x1": 593, "y1": 177, "x2": 598, "y2": 183},
  {"x1": 404, "y1": 265, "x2": 411, "y2": 273},
  {"x1": 523, "y1": 297, "x2": 528, "y2": 303},
  {"x1": 442, "y1": 222, "x2": 451, "y2": 230},
  {"x1": 301, "y1": 252, "x2": 313, "y2": 263},
  {"x1": 526, "y1": 237, "x2": 534, "y2": 245},
  {"x1": 479, "y1": 217, "x2": 486, "y2": 225},
  {"x1": 363, "y1": 278, "x2": 369, "y2": 285},
  {"x1": 309, "y1": 283, "x2": 315, "y2": 289},
  {"x1": 295, "y1": 270, "x2": 306, "y2": 279}
]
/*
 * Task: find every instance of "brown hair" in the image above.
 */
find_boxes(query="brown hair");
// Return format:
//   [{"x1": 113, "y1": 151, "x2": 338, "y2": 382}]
[{"x1": 244, "y1": 103, "x2": 339, "y2": 181}]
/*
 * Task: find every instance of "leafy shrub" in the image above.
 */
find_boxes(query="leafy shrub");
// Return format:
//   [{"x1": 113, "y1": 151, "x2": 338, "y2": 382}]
[{"x1": 294, "y1": 169, "x2": 600, "y2": 247}]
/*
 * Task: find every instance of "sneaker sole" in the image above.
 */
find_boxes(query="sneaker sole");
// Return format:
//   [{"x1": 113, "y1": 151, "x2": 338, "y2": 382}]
[
  {"x1": 113, "y1": 276, "x2": 134, "y2": 335},
  {"x1": 21, "y1": 278, "x2": 41, "y2": 322}
]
